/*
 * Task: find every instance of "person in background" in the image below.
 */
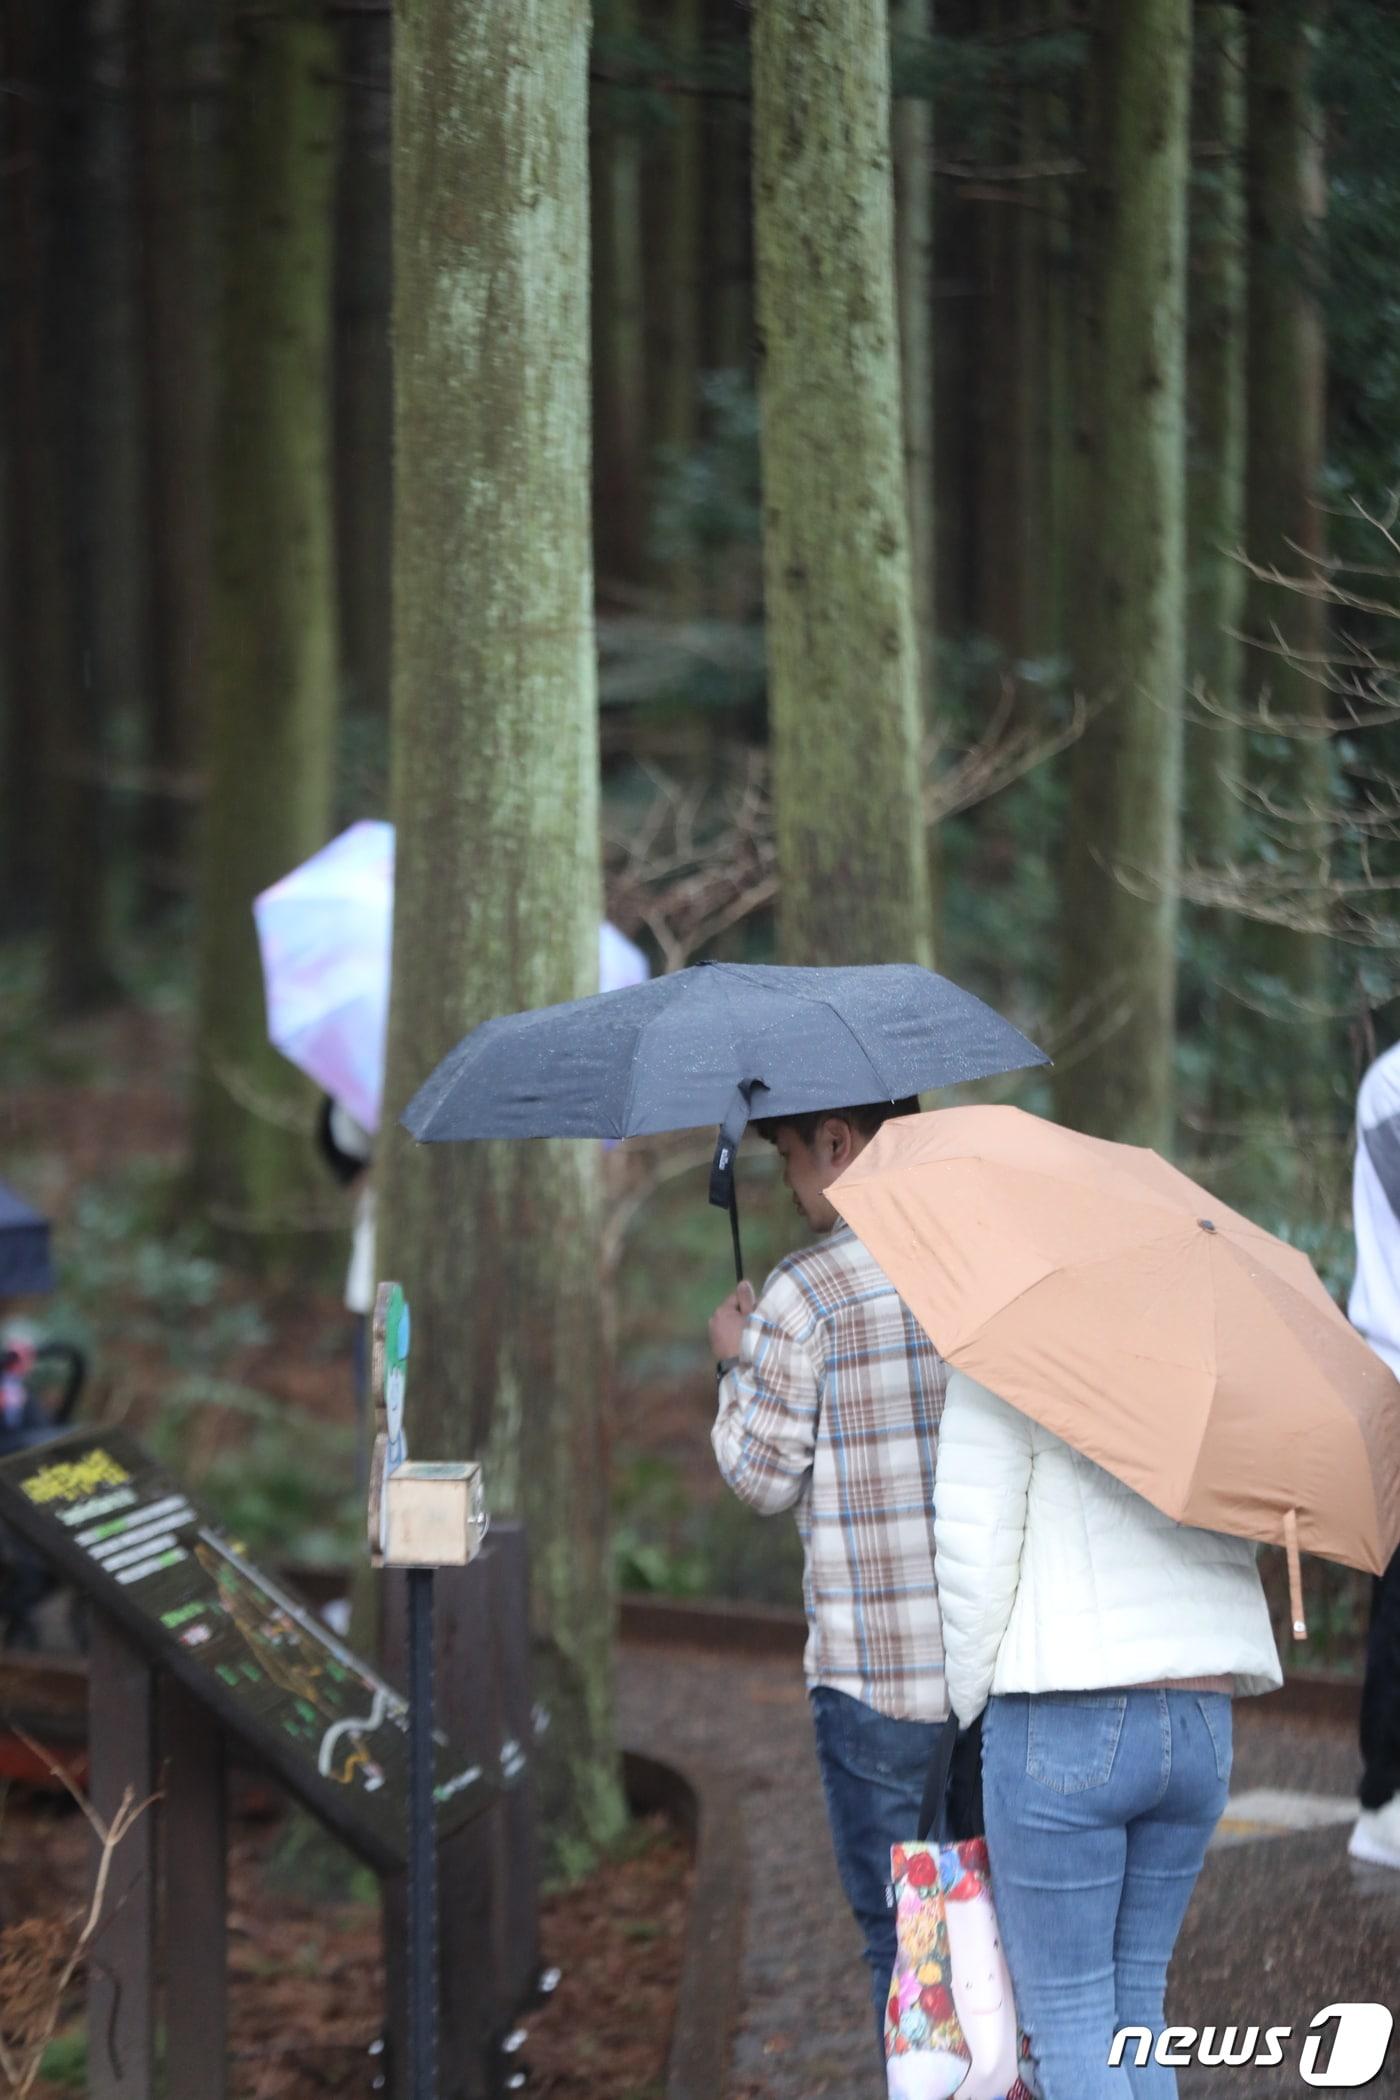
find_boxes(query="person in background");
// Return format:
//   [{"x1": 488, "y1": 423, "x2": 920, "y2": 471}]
[
  {"x1": 1347, "y1": 1039, "x2": 1400, "y2": 1872},
  {"x1": 707, "y1": 1098, "x2": 977, "y2": 2059},
  {"x1": 316, "y1": 1096, "x2": 376, "y2": 1491},
  {"x1": 933, "y1": 1369, "x2": 1281, "y2": 2100}
]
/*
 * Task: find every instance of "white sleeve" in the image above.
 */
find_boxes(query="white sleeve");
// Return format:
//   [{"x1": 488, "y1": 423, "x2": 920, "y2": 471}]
[{"x1": 933, "y1": 1371, "x2": 1032, "y2": 1724}]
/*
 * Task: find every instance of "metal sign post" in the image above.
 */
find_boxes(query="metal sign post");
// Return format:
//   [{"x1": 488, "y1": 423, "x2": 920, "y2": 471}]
[
  {"x1": 408, "y1": 1566, "x2": 438, "y2": 2100},
  {"x1": 368, "y1": 1282, "x2": 488, "y2": 2100}
]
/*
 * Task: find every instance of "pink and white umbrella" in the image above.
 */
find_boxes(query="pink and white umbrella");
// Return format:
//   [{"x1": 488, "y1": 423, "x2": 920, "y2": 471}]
[{"x1": 254, "y1": 821, "x2": 648, "y2": 1133}]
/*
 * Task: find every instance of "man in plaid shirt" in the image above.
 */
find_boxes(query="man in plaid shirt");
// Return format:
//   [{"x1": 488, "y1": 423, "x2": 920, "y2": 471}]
[{"x1": 708, "y1": 1096, "x2": 958, "y2": 2046}]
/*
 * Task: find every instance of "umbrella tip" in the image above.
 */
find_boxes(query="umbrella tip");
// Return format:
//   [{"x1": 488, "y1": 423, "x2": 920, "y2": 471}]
[{"x1": 1197, "y1": 1218, "x2": 1217, "y2": 1233}]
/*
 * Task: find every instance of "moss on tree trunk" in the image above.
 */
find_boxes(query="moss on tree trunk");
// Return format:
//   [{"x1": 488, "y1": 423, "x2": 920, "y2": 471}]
[
  {"x1": 379, "y1": 0, "x2": 623, "y2": 1864},
  {"x1": 1242, "y1": 0, "x2": 1335, "y2": 1134},
  {"x1": 591, "y1": 0, "x2": 648, "y2": 586},
  {"x1": 191, "y1": 0, "x2": 339, "y2": 1245},
  {"x1": 1054, "y1": 0, "x2": 1191, "y2": 1148},
  {"x1": 333, "y1": 6, "x2": 393, "y2": 723},
  {"x1": 1187, "y1": 0, "x2": 1247, "y2": 867},
  {"x1": 135, "y1": 0, "x2": 217, "y2": 911},
  {"x1": 753, "y1": 0, "x2": 933, "y2": 969},
  {"x1": 892, "y1": 0, "x2": 940, "y2": 942}
]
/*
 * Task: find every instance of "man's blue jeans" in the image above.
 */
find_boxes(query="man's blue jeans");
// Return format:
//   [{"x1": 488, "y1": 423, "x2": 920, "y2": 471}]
[
  {"x1": 809, "y1": 1687, "x2": 953, "y2": 2051},
  {"x1": 982, "y1": 1689, "x2": 1233, "y2": 2100}
]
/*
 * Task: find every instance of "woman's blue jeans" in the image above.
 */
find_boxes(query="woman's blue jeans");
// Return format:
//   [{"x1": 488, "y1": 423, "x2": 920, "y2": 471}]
[{"x1": 983, "y1": 1689, "x2": 1232, "y2": 2100}]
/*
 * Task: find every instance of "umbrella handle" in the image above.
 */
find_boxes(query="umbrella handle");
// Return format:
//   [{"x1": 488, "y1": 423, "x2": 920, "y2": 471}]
[
  {"x1": 1284, "y1": 1509, "x2": 1307, "y2": 1641},
  {"x1": 709, "y1": 1081, "x2": 764, "y2": 1286},
  {"x1": 728, "y1": 1187, "x2": 744, "y2": 1286}
]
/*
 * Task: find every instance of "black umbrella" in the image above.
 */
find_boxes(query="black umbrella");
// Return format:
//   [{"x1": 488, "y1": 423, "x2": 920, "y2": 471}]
[
  {"x1": 0, "y1": 1182, "x2": 54, "y2": 1297},
  {"x1": 402, "y1": 962, "x2": 1048, "y2": 1279}
]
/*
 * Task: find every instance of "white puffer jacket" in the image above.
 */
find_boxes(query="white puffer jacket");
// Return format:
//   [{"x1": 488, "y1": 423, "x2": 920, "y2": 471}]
[{"x1": 933, "y1": 1371, "x2": 1283, "y2": 1723}]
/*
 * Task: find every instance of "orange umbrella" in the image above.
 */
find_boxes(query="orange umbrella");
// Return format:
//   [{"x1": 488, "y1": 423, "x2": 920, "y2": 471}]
[{"x1": 832, "y1": 1105, "x2": 1400, "y2": 1603}]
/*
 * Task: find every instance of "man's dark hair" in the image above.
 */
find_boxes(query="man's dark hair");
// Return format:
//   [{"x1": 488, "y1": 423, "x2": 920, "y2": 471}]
[{"x1": 751, "y1": 1097, "x2": 921, "y2": 1148}]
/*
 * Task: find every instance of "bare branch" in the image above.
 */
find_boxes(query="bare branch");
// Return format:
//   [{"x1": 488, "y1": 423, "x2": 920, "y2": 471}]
[{"x1": 0, "y1": 1740, "x2": 158, "y2": 2098}]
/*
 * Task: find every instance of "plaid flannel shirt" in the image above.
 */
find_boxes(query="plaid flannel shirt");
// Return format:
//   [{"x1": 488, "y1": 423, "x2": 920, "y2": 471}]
[{"x1": 712, "y1": 1224, "x2": 950, "y2": 1721}]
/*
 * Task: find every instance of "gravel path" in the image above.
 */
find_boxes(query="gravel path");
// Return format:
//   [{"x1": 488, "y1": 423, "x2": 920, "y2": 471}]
[{"x1": 618, "y1": 1644, "x2": 1400, "y2": 2100}]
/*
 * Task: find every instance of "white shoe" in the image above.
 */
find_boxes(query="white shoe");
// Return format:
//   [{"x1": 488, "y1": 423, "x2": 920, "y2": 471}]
[{"x1": 1348, "y1": 1799, "x2": 1400, "y2": 1870}]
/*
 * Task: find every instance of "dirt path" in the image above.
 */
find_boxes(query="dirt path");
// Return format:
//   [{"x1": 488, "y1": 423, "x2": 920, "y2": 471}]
[{"x1": 618, "y1": 1645, "x2": 1400, "y2": 2100}]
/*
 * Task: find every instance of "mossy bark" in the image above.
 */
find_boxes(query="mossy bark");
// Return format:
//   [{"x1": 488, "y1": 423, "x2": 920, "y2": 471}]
[
  {"x1": 1186, "y1": 0, "x2": 1247, "y2": 866},
  {"x1": 333, "y1": 6, "x2": 393, "y2": 722},
  {"x1": 1054, "y1": 0, "x2": 1192, "y2": 1148},
  {"x1": 1242, "y1": 0, "x2": 1334, "y2": 1129},
  {"x1": 135, "y1": 0, "x2": 217, "y2": 911},
  {"x1": 1185, "y1": 0, "x2": 1249, "y2": 1122},
  {"x1": 191, "y1": 0, "x2": 339, "y2": 1244},
  {"x1": 705, "y1": 0, "x2": 752, "y2": 380},
  {"x1": 753, "y1": 0, "x2": 933, "y2": 969},
  {"x1": 892, "y1": 0, "x2": 940, "y2": 943},
  {"x1": 379, "y1": 0, "x2": 623, "y2": 1864},
  {"x1": 591, "y1": 0, "x2": 648, "y2": 586},
  {"x1": 1, "y1": 0, "x2": 64, "y2": 936},
  {"x1": 6, "y1": 0, "x2": 120, "y2": 1002}
]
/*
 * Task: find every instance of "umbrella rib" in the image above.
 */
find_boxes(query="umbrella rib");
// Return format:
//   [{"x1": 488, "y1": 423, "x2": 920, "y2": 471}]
[
  {"x1": 722, "y1": 967, "x2": 897, "y2": 1101},
  {"x1": 816, "y1": 996, "x2": 900, "y2": 1100},
  {"x1": 619, "y1": 970, "x2": 697, "y2": 1136},
  {"x1": 719, "y1": 965, "x2": 892, "y2": 1093}
]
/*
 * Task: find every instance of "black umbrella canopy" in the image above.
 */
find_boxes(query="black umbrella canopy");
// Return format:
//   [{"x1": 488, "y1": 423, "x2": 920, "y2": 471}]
[
  {"x1": 0, "y1": 1182, "x2": 54, "y2": 1296},
  {"x1": 402, "y1": 962, "x2": 1048, "y2": 1282},
  {"x1": 402, "y1": 962, "x2": 1047, "y2": 1140}
]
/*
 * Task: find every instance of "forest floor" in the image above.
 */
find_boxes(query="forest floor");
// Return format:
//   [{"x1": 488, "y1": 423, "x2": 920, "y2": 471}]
[{"x1": 1, "y1": 1783, "x2": 689, "y2": 2099}]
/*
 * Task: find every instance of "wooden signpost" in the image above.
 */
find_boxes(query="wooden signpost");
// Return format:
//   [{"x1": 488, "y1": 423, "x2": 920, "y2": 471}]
[
  {"x1": 0, "y1": 1399, "x2": 525, "y2": 2100},
  {"x1": 0, "y1": 1429, "x2": 490, "y2": 1870}
]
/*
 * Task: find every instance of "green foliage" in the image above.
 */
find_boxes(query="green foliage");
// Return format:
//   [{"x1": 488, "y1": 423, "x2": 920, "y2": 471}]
[
  {"x1": 334, "y1": 708, "x2": 390, "y2": 830},
  {"x1": 932, "y1": 637, "x2": 1074, "y2": 1052},
  {"x1": 26, "y1": 1158, "x2": 358, "y2": 1565},
  {"x1": 38, "y1": 2029, "x2": 88, "y2": 2089},
  {"x1": 651, "y1": 372, "x2": 761, "y2": 567},
  {"x1": 153, "y1": 1406, "x2": 358, "y2": 1566},
  {"x1": 612, "y1": 1454, "x2": 707, "y2": 1595},
  {"x1": 1318, "y1": 2, "x2": 1400, "y2": 506},
  {"x1": 610, "y1": 1445, "x2": 806, "y2": 1606},
  {"x1": 263, "y1": 1803, "x2": 377, "y2": 1904},
  {"x1": 890, "y1": 24, "x2": 1087, "y2": 158}
]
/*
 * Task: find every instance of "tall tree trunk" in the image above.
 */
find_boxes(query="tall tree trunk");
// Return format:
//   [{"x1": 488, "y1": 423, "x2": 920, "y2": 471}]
[
  {"x1": 334, "y1": 3, "x2": 393, "y2": 722},
  {"x1": 0, "y1": 1, "x2": 56, "y2": 931},
  {"x1": 932, "y1": 142, "x2": 976, "y2": 647},
  {"x1": 753, "y1": 0, "x2": 933, "y2": 969},
  {"x1": 86, "y1": 0, "x2": 149, "y2": 939},
  {"x1": 380, "y1": 0, "x2": 623, "y2": 1862},
  {"x1": 1187, "y1": 0, "x2": 1247, "y2": 865},
  {"x1": 970, "y1": 0, "x2": 1029, "y2": 668},
  {"x1": 135, "y1": 0, "x2": 217, "y2": 912},
  {"x1": 1019, "y1": 0, "x2": 1070, "y2": 663},
  {"x1": 892, "y1": 0, "x2": 936, "y2": 735},
  {"x1": 973, "y1": 187, "x2": 1028, "y2": 663},
  {"x1": 704, "y1": 0, "x2": 751, "y2": 379},
  {"x1": 1054, "y1": 0, "x2": 1192, "y2": 1148},
  {"x1": 191, "y1": 0, "x2": 339, "y2": 1244},
  {"x1": 591, "y1": 0, "x2": 648, "y2": 589},
  {"x1": 648, "y1": 0, "x2": 703, "y2": 602},
  {"x1": 42, "y1": 0, "x2": 117, "y2": 1011},
  {"x1": 1242, "y1": 0, "x2": 1334, "y2": 1129}
]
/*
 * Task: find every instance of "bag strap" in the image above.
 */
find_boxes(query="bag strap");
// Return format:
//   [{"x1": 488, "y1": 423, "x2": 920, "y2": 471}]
[{"x1": 916, "y1": 1712, "x2": 961, "y2": 1845}]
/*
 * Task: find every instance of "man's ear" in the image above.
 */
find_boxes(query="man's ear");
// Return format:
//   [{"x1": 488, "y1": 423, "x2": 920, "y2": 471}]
[{"x1": 822, "y1": 1116, "x2": 855, "y2": 1167}]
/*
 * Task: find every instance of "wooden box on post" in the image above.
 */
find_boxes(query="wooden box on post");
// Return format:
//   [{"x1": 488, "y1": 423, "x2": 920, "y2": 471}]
[{"x1": 383, "y1": 1461, "x2": 485, "y2": 1569}]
